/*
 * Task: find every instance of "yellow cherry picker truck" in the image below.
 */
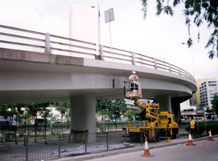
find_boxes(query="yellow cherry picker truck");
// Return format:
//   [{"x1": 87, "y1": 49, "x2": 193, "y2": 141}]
[{"x1": 122, "y1": 71, "x2": 178, "y2": 142}]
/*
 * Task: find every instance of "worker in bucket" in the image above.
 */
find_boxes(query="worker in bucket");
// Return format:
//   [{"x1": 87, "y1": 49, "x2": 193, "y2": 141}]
[{"x1": 128, "y1": 71, "x2": 139, "y2": 91}]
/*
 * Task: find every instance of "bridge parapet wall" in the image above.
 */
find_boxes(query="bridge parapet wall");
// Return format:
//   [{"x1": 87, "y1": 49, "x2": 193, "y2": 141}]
[{"x1": 0, "y1": 24, "x2": 195, "y2": 82}]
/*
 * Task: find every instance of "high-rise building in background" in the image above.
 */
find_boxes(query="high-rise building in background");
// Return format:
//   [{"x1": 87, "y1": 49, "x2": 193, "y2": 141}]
[
  {"x1": 189, "y1": 93, "x2": 197, "y2": 106},
  {"x1": 69, "y1": 5, "x2": 96, "y2": 42},
  {"x1": 195, "y1": 78, "x2": 216, "y2": 109},
  {"x1": 199, "y1": 80, "x2": 218, "y2": 109},
  {"x1": 68, "y1": 5, "x2": 97, "y2": 58},
  {"x1": 185, "y1": 78, "x2": 217, "y2": 111}
]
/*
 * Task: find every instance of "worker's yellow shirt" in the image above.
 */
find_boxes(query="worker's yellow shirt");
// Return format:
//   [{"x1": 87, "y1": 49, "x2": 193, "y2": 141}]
[{"x1": 190, "y1": 120, "x2": 195, "y2": 128}]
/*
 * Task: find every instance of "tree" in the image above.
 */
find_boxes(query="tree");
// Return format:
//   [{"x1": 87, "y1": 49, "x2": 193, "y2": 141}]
[
  {"x1": 96, "y1": 99, "x2": 127, "y2": 126},
  {"x1": 26, "y1": 102, "x2": 51, "y2": 124},
  {"x1": 0, "y1": 103, "x2": 25, "y2": 125},
  {"x1": 141, "y1": 0, "x2": 218, "y2": 59},
  {"x1": 205, "y1": 106, "x2": 215, "y2": 113},
  {"x1": 0, "y1": 104, "x2": 10, "y2": 119},
  {"x1": 53, "y1": 101, "x2": 71, "y2": 123},
  {"x1": 123, "y1": 109, "x2": 142, "y2": 121},
  {"x1": 0, "y1": 103, "x2": 25, "y2": 118},
  {"x1": 211, "y1": 94, "x2": 218, "y2": 114}
]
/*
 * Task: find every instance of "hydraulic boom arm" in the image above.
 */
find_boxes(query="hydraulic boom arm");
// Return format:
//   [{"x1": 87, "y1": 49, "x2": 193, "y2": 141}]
[{"x1": 134, "y1": 98, "x2": 159, "y2": 120}]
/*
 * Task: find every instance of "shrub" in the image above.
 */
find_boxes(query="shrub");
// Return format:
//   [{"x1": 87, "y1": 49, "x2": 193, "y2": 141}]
[{"x1": 185, "y1": 121, "x2": 218, "y2": 134}]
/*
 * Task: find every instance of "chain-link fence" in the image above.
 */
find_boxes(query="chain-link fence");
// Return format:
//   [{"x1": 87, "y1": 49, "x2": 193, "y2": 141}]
[
  {"x1": 0, "y1": 124, "x2": 71, "y2": 144},
  {"x1": 0, "y1": 131, "x2": 133, "y2": 161}
]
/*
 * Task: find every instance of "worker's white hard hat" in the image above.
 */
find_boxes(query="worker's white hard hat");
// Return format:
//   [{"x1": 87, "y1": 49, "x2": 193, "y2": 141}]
[{"x1": 132, "y1": 71, "x2": 136, "y2": 74}]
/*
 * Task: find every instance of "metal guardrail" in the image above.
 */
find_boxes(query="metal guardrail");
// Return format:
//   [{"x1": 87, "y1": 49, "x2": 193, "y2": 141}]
[{"x1": 0, "y1": 24, "x2": 195, "y2": 82}]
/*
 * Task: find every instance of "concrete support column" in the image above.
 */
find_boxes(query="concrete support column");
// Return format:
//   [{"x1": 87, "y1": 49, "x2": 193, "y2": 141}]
[
  {"x1": 155, "y1": 94, "x2": 172, "y2": 113},
  {"x1": 171, "y1": 100, "x2": 181, "y2": 123},
  {"x1": 70, "y1": 94, "x2": 96, "y2": 142},
  {"x1": 171, "y1": 97, "x2": 191, "y2": 123}
]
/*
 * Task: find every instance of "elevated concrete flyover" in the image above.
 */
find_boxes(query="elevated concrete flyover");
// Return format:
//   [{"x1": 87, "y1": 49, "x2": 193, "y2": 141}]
[{"x1": 0, "y1": 25, "x2": 196, "y2": 142}]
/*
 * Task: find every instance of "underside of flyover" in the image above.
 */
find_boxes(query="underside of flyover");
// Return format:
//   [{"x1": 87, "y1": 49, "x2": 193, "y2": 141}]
[{"x1": 0, "y1": 48, "x2": 197, "y2": 142}]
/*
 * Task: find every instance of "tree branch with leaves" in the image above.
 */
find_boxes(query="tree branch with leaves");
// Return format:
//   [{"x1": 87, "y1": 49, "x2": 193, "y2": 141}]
[
  {"x1": 53, "y1": 101, "x2": 71, "y2": 123},
  {"x1": 141, "y1": 0, "x2": 218, "y2": 59},
  {"x1": 123, "y1": 109, "x2": 142, "y2": 121},
  {"x1": 96, "y1": 99, "x2": 127, "y2": 127}
]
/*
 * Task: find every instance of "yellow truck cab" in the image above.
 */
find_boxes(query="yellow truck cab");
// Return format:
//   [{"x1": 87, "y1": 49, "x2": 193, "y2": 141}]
[
  {"x1": 157, "y1": 111, "x2": 178, "y2": 136},
  {"x1": 158, "y1": 111, "x2": 178, "y2": 127}
]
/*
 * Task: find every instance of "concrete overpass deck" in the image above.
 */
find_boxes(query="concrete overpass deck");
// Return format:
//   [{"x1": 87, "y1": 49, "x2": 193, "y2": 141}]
[
  {"x1": 0, "y1": 24, "x2": 196, "y2": 142},
  {"x1": 0, "y1": 48, "x2": 196, "y2": 104}
]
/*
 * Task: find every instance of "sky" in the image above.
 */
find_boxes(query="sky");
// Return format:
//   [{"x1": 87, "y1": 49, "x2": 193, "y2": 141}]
[{"x1": 0, "y1": 0, "x2": 217, "y2": 81}]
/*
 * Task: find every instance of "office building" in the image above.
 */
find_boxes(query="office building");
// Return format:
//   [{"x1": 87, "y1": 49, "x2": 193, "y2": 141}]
[
  {"x1": 194, "y1": 78, "x2": 216, "y2": 108},
  {"x1": 189, "y1": 92, "x2": 197, "y2": 106},
  {"x1": 199, "y1": 79, "x2": 218, "y2": 109}
]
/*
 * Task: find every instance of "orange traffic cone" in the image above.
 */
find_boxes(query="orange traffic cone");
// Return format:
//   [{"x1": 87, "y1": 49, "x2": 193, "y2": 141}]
[
  {"x1": 141, "y1": 136, "x2": 154, "y2": 157},
  {"x1": 186, "y1": 131, "x2": 195, "y2": 146},
  {"x1": 208, "y1": 129, "x2": 214, "y2": 141}
]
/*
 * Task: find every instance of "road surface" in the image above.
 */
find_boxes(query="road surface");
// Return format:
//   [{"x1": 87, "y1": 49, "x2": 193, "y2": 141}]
[{"x1": 87, "y1": 138, "x2": 218, "y2": 161}]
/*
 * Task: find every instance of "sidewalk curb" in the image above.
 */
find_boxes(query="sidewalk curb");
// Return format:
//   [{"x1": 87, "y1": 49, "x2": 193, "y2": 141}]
[{"x1": 56, "y1": 134, "x2": 218, "y2": 161}]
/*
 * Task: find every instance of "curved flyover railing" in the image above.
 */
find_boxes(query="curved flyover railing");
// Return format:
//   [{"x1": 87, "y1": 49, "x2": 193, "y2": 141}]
[{"x1": 0, "y1": 24, "x2": 195, "y2": 82}]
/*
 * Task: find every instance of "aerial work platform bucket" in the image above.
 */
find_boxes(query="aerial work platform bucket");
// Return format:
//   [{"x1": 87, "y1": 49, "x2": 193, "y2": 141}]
[{"x1": 124, "y1": 80, "x2": 142, "y2": 99}]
